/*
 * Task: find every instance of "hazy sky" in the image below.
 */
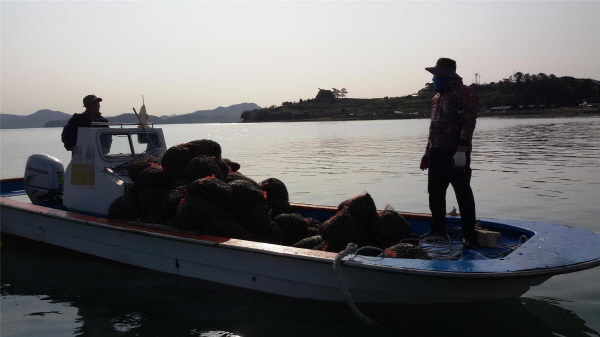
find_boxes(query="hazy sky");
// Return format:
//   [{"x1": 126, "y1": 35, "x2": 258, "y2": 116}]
[{"x1": 2, "y1": 1, "x2": 599, "y2": 117}]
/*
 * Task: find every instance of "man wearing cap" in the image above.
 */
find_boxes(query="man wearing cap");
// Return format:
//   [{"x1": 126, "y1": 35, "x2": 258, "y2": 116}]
[
  {"x1": 61, "y1": 95, "x2": 110, "y2": 151},
  {"x1": 419, "y1": 58, "x2": 479, "y2": 249}
]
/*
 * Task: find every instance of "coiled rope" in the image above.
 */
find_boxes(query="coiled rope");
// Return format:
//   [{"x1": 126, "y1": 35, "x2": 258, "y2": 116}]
[
  {"x1": 417, "y1": 234, "x2": 464, "y2": 260},
  {"x1": 411, "y1": 228, "x2": 529, "y2": 260},
  {"x1": 333, "y1": 243, "x2": 382, "y2": 328},
  {"x1": 400, "y1": 228, "x2": 464, "y2": 260},
  {"x1": 484, "y1": 235, "x2": 529, "y2": 258}
]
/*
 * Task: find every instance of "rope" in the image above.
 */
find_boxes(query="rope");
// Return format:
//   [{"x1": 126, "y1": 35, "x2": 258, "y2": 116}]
[
  {"x1": 410, "y1": 230, "x2": 464, "y2": 260},
  {"x1": 333, "y1": 243, "x2": 382, "y2": 328},
  {"x1": 416, "y1": 228, "x2": 529, "y2": 260},
  {"x1": 484, "y1": 235, "x2": 529, "y2": 258},
  {"x1": 351, "y1": 246, "x2": 388, "y2": 259}
]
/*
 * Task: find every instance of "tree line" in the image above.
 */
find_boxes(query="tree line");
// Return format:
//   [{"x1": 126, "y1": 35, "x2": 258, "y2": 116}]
[
  {"x1": 420, "y1": 72, "x2": 599, "y2": 108},
  {"x1": 241, "y1": 74, "x2": 599, "y2": 122}
]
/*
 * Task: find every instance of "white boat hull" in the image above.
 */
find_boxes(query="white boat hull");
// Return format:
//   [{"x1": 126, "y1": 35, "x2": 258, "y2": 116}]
[{"x1": 1, "y1": 200, "x2": 551, "y2": 304}]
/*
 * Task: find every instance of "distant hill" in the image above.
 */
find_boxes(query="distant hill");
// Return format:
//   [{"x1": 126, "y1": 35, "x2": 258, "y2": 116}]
[
  {"x1": 0, "y1": 103, "x2": 261, "y2": 129},
  {"x1": 241, "y1": 75, "x2": 600, "y2": 122},
  {"x1": 166, "y1": 103, "x2": 260, "y2": 124},
  {"x1": 1, "y1": 109, "x2": 71, "y2": 129}
]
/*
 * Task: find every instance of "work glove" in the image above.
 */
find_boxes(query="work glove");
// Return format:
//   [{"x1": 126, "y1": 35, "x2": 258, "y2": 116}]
[
  {"x1": 420, "y1": 150, "x2": 430, "y2": 170},
  {"x1": 453, "y1": 151, "x2": 466, "y2": 168}
]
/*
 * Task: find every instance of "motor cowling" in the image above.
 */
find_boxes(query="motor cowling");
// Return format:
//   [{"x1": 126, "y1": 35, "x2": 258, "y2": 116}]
[{"x1": 24, "y1": 154, "x2": 64, "y2": 203}]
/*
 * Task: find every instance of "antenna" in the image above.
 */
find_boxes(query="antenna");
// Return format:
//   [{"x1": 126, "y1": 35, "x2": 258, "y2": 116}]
[{"x1": 133, "y1": 107, "x2": 156, "y2": 149}]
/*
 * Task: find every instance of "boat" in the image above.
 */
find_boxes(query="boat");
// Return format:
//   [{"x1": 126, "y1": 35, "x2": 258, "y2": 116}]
[{"x1": 2, "y1": 123, "x2": 600, "y2": 308}]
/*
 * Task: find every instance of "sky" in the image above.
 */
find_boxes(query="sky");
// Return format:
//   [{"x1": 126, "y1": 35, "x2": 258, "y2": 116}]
[{"x1": 1, "y1": 1, "x2": 599, "y2": 117}]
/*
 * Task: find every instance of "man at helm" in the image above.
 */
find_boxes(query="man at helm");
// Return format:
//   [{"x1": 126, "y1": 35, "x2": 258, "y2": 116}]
[{"x1": 61, "y1": 95, "x2": 109, "y2": 151}]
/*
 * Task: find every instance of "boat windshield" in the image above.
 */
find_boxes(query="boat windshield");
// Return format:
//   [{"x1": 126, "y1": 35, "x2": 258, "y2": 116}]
[{"x1": 100, "y1": 132, "x2": 160, "y2": 157}]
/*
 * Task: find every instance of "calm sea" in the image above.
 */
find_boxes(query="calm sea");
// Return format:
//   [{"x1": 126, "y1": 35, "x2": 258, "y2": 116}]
[{"x1": 1, "y1": 117, "x2": 599, "y2": 336}]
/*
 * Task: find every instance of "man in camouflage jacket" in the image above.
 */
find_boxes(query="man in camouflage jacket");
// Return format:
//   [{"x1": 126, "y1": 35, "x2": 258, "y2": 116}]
[{"x1": 419, "y1": 58, "x2": 479, "y2": 248}]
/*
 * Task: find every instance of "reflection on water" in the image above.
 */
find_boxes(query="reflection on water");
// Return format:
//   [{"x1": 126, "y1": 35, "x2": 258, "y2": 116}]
[
  {"x1": 1, "y1": 295, "x2": 81, "y2": 336},
  {"x1": 1, "y1": 236, "x2": 597, "y2": 337},
  {"x1": 476, "y1": 121, "x2": 600, "y2": 193},
  {"x1": 2, "y1": 117, "x2": 600, "y2": 336},
  {"x1": 470, "y1": 120, "x2": 600, "y2": 229},
  {"x1": 481, "y1": 122, "x2": 600, "y2": 168}
]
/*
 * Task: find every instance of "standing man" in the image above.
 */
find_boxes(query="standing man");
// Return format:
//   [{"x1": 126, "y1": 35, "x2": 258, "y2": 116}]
[
  {"x1": 419, "y1": 58, "x2": 479, "y2": 248},
  {"x1": 61, "y1": 95, "x2": 109, "y2": 151}
]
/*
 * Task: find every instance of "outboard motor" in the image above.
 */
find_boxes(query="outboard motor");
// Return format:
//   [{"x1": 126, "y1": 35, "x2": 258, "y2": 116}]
[{"x1": 24, "y1": 154, "x2": 64, "y2": 203}]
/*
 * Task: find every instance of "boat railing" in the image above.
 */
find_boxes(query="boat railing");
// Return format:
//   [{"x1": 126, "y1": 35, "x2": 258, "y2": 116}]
[{"x1": 91, "y1": 122, "x2": 155, "y2": 128}]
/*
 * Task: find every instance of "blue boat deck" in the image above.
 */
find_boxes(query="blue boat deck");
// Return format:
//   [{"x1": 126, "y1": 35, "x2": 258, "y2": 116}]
[
  {"x1": 297, "y1": 205, "x2": 534, "y2": 261},
  {"x1": 292, "y1": 204, "x2": 600, "y2": 276}
]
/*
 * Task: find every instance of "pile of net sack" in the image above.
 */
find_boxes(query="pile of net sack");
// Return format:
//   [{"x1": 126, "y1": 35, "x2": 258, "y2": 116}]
[{"x1": 108, "y1": 139, "x2": 429, "y2": 259}]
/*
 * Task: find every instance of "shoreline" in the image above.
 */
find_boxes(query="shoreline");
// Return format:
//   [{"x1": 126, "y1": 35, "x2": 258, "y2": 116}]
[
  {"x1": 254, "y1": 109, "x2": 600, "y2": 123},
  {"x1": 3, "y1": 110, "x2": 598, "y2": 129}
]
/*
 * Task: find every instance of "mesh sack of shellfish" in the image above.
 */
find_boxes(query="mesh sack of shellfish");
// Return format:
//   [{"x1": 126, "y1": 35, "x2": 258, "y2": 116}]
[
  {"x1": 260, "y1": 178, "x2": 291, "y2": 218},
  {"x1": 174, "y1": 194, "x2": 232, "y2": 231},
  {"x1": 137, "y1": 186, "x2": 167, "y2": 217},
  {"x1": 164, "y1": 179, "x2": 191, "y2": 192},
  {"x1": 201, "y1": 219, "x2": 254, "y2": 240},
  {"x1": 370, "y1": 210, "x2": 416, "y2": 249},
  {"x1": 312, "y1": 240, "x2": 346, "y2": 253},
  {"x1": 292, "y1": 235, "x2": 323, "y2": 249},
  {"x1": 124, "y1": 182, "x2": 144, "y2": 201},
  {"x1": 305, "y1": 226, "x2": 321, "y2": 238},
  {"x1": 229, "y1": 179, "x2": 265, "y2": 206},
  {"x1": 259, "y1": 178, "x2": 289, "y2": 201},
  {"x1": 267, "y1": 199, "x2": 292, "y2": 219},
  {"x1": 135, "y1": 164, "x2": 165, "y2": 189},
  {"x1": 337, "y1": 192, "x2": 378, "y2": 225},
  {"x1": 305, "y1": 217, "x2": 322, "y2": 230},
  {"x1": 127, "y1": 156, "x2": 160, "y2": 182},
  {"x1": 187, "y1": 139, "x2": 222, "y2": 159},
  {"x1": 189, "y1": 176, "x2": 233, "y2": 208},
  {"x1": 321, "y1": 208, "x2": 369, "y2": 248},
  {"x1": 161, "y1": 144, "x2": 194, "y2": 171},
  {"x1": 215, "y1": 158, "x2": 230, "y2": 180},
  {"x1": 254, "y1": 221, "x2": 287, "y2": 245},
  {"x1": 273, "y1": 213, "x2": 314, "y2": 246},
  {"x1": 183, "y1": 155, "x2": 225, "y2": 181},
  {"x1": 108, "y1": 195, "x2": 139, "y2": 221},
  {"x1": 232, "y1": 203, "x2": 272, "y2": 234},
  {"x1": 136, "y1": 164, "x2": 178, "y2": 190},
  {"x1": 225, "y1": 172, "x2": 259, "y2": 186},
  {"x1": 159, "y1": 188, "x2": 187, "y2": 226},
  {"x1": 385, "y1": 243, "x2": 430, "y2": 260},
  {"x1": 223, "y1": 158, "x2": 241, "y2": 172}
]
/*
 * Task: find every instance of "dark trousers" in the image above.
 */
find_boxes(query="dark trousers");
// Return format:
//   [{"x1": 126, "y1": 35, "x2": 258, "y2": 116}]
[{"x1": 428, "y1": 149, "x2": 476, "y2": 241}]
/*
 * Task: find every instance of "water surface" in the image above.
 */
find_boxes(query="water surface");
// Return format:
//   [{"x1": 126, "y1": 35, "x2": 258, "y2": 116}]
[{"x1": 2, "y1": 117, "x2": 599, "y2": 336}]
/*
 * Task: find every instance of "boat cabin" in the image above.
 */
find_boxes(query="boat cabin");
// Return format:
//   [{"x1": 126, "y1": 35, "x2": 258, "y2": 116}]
[{"x1": 61, "y1": 124, "x2": 166, "y2": 216}]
